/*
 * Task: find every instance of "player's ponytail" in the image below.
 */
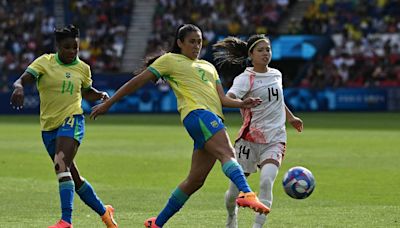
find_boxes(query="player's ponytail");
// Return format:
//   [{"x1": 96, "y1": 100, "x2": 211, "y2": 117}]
[
  {"x1": 213, "y1": 37, "x2": 249, "y2": 85},
  {"x1": 213, "y1": 34, "x2": 270, "y2": 85}
]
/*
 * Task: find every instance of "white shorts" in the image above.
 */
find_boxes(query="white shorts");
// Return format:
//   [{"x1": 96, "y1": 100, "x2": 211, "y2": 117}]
[{"x1": 234, "y1": 138, "x2": 286, "y2": 173}]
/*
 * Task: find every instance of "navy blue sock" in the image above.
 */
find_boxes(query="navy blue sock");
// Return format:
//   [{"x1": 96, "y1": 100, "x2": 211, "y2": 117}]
[
  {"x1": 59, "y1": 180, "x2": 74, "y2": 224},
  {"x1": 76, "y1": 180, "x2": 106, "y2": 216},
  {"x1": 155, "y1": 188, "x2": 189, "y2": 227},
  {"x1": 222, "y1": 160, "x2": 252, "y2": 193}
]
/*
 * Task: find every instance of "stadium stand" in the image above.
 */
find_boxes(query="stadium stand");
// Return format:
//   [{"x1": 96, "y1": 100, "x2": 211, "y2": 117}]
[
  {"x1": 0, "y1": 0, "x2": 55, "y2": 76},
  {"x1": 297, "y1": 0, "x2": 400, "y2": 88},
  {"x1": 63, "y1": 0, "x2": 134, "y2": 73},
  {"x1": 1, "y1": 0, "x2": 399, "y2": 89},
  {"x1": 145, "y1": 0, "x2": 294, "y2": 57},
  {"x1": 0, "y1": 0, "x2": 134, "y2": 76}
]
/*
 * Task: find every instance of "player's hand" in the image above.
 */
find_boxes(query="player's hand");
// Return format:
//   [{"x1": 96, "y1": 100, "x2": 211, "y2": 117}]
[
  {"x1": 100, "y1": 91, "x2": 110, "y2": 102},
  {"x1": 289, "y1": 116, "x2": 303, "y2": 132},
  {"x1": 90, "y1": 102, "x2": 111, "y2": 120},
  {"x1": 10, "y1": 87, "x2": 24, "y2": 110},
  {"x1": 242, "y1": 97, "x2": 262, "y2": 108}
]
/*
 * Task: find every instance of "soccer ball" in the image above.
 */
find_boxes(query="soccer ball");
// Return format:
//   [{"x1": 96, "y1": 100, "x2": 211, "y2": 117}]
[{"x1": 282, "y1": 166, "x2": 315, "y2": 199}]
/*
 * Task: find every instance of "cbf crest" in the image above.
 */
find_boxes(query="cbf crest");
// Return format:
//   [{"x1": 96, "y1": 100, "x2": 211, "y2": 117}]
[{"x1": 211, "y1": 120, "x2": 219, "y2": 128}]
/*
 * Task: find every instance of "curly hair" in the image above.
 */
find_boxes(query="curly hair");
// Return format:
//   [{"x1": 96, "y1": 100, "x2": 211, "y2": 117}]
[{"x1": 54, "y1": 24, "x2": 80, "y2": 43}]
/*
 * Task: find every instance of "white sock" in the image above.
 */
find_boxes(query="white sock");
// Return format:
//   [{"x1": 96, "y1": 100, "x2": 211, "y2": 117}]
[
  {"x1": 225, "y1": 181, "x2": 240, "y2": 228},
  {"x1": 253, "y1": 163, "x2": 279, "y2": 228}
]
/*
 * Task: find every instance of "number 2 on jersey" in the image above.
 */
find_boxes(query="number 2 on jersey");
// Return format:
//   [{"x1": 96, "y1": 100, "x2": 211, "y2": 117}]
[{"x1": 196, "y1": 68, "x2": 208, "y2": 82}]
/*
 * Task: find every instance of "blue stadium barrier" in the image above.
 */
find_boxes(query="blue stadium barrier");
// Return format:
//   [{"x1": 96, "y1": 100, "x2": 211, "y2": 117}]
[{"x1": 1, "y1": 74, "x2": 399, "y2": 114}]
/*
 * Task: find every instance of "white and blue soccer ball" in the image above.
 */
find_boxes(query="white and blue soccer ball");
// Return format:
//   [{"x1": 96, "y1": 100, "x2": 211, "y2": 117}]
[{"x1": 282, "y1": 166, "x2": 315, "y2": 199}]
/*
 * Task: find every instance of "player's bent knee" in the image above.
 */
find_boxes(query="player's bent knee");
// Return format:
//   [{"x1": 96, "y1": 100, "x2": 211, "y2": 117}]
[
  {"x1": 260, "y1": 158, "x2": 280, "y2": 168},
  {"x1": 218, "y1": 148, "x2": 235, "y2": 162},
  {"x1": 54, "y1": 151, "x2": 67, "y2": 172}
]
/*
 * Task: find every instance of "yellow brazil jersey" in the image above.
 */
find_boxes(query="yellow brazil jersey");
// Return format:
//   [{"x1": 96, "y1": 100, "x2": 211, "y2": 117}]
[
  {"x1": 148, "y1": 53, "x2": 224, "y2": 121},
  {"x1": 26, "y1": 53, "x2": 92, "y2": 131}
]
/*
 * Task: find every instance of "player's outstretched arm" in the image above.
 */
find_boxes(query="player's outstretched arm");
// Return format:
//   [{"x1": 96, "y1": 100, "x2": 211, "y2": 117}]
[
  {"x1": 216, "y1": 84, "x2": 262, "y2": 108},
  {"x1": 90, "y1": 69, "x2": 156, "y2": 119},
  {"x1": 10, "y1": 72, "x2": 36, "y2": 110},
  {"x1": 285, "y1": 104, "x2": 303, "y2": 132},
  {"x1": 82, "y1": 86, "x2": 109, "y2": 102}
]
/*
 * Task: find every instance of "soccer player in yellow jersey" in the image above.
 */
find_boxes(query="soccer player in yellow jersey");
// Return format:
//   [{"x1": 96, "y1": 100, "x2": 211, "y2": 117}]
[
  {"x1": 10, "y1": 25, "x2": 117, "y2": 228},
  {"x1": 90, "y1": 24, "x2": 270, "y2": 228}
]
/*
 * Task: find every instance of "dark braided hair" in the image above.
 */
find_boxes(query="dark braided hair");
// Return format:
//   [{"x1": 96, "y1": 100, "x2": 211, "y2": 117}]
[
  {"x1": 54, "y1": 24, "x2": 79, "y2": 43},
  {"x1": 213, "y1": 34, "x2": 270, "y2": 84}
]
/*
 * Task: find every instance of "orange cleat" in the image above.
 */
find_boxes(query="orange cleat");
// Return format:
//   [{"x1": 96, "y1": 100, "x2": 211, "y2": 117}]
[
  {"x1": 48, "y1": 220, "x2": 73, "y2": 228},
  {"x1": 101, "y1": 205, "x2": 118, "y2": 228},
  {"x1": 236, "y1": 192, "x2": 270, "y2": 214},
  {"x1": 144, "y1": 217, "x2": 160, "y2": 228}
]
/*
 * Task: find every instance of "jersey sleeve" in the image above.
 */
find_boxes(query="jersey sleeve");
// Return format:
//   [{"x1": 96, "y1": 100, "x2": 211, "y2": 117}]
[
  {"x1": 147, "y1": 54, "x2": 172, "y2": 79},
  {"x1": 227, "y1": 73, "x2": 250, "y2": 99},
  {"x1": 278, "y1": 70, "x2": 283, "y2": 88},
  {"x1": 25, "y1": 54, "x2": 47, "y2": 79},
  {"x1": 212, "y1": 64, "x2": 222, "y2": 84},
  {"x1": 82, "y1": 64, "x2": 93, "y2": 89}
]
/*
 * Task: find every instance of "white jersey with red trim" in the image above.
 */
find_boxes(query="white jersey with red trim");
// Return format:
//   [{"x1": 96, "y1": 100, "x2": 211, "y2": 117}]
[{"x1": 227, "y1": 67, "x2": 286, "y2": 144}]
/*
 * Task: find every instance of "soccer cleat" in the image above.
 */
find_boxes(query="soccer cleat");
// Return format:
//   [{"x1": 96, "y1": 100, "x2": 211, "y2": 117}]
[
  {"x1": 236, "y1": 192, "x2": 270, "y2": 215},
  {"x1": 101, "y1": 205, "x2": 118, "y2": 228},
  {"x1": 48, "y1": 220, "x2": 73, "y2": 228},
  {"x1": 144, "y1": 217, "x2": 160, "y2": 228}
]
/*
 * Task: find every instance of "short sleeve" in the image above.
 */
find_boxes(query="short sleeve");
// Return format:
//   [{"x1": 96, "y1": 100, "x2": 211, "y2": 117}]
[
  {"x1": 82, "y1": 65, "x2": 92, "y2": 89},
  {"x1": 148, "y1": 54, "x2": 171, "y2": 79},
  {"x1": 26, "y1": 54, "x2": 47, "y2": 79},
  {"x1": 212, "y1": 65, "x2": 221, "y2": 84},
  {"x1": 278, "y1": 70, "x2": 283, "y2": 88},
  {"x1": 227, "y1": 74, "x2": 251, "y2": 99}
]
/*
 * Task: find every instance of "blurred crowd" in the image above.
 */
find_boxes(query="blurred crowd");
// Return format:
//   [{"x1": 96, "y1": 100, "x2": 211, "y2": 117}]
[
  {"x1": 1, "y1": 0, "x2": 399, "y2": 92},
  {"x1": 291, "y1": 0, "x2": 400, "y2": 35},
  {"x1": 145, "y1": 0, "x2": 293, "y2": 56},
  {"x1": 0, "y1": 0, "x2": 55, "y2": 92},
  {"x1": 294, "y1": 0, "x2": 400, "y2": 88},
  {"x1": 300, "y1": 34, "x2": 400, "y2": 88},
  {"x1": 64, "y1": 0, "x2": 133, "y2": 73},
  {"x1": 0, "y1": 0, "x2": 55, "y2": 81},
  {"x1": 0, "y1": 0, "x2": 133, "y2": 91}
]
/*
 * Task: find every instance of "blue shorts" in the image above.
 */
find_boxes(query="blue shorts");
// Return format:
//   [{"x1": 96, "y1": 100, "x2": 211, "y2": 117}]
[
  {"x1": 183, "y1": 109, "x2": 225, "y2": 150},
  {"x1": 41, "y1": 114, "x2": 85, "y2": 158}
]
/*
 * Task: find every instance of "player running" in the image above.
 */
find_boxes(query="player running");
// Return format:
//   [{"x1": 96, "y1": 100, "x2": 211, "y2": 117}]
[
  {"x1": 213, "y1": 34, "x2": 303, "y2": 228},
  {"x1": 10, "y1": 24, "x2": 117, "y2": 228}
]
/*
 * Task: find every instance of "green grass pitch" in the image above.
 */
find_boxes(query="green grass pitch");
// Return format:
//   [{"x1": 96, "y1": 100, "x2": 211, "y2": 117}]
[{"x1": 0, "y1": 112, "x2": 399, "y2": 227}]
